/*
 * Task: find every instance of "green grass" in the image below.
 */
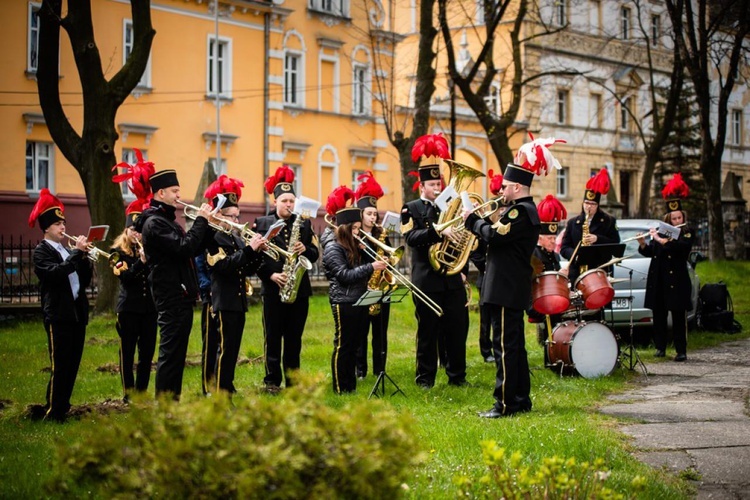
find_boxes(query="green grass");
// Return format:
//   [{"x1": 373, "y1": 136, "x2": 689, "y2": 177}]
[{"x1": 1, "y1": 260, "x2": 747, "y2": 498}]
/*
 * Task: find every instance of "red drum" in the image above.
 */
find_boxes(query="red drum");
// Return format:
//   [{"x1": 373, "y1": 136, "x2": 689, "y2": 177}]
[
  {"x1": 547, "y1": 321, "x2": 618, "y2": 378},
  {"x1": 531, "y1": 271, "x2": 570, "y2": 315},
  {"x1": 574, "y1": 269, "x2": 614, "y2": 310}
]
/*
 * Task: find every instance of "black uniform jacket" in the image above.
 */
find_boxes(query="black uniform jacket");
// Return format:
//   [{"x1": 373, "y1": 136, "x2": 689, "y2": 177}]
[
  {"x1": 560, "y1": 210, "x2": 620, "y2": 261},
  {"x1": 135, "y1": 200, "x2": 209, "y2": 309},
  {"x1": 533, "y1": 246, "x2": 562, "y2": 273},
  {"x1": 111, "y1": 247, "x2": 156, "y2": 314},
  {"x1": 638, "y1": 225, "x2": 694, "y2": 311},
  {"x1": 400, "y1": 199, "x2": 463, "y2": 293},
  {"x1": 33, "y1": 240, "x2": 92, "y2": 324},
  {"x1": 206, "y1": 231, "x2": 263, "y2": 312},
  {"x1": 465, "y1": 196, "x2": 540, "y2": 309},
  {"x1": 253, "y1": 212, "x2": 319, "y2": 298},
  {"x1": 323, "y1": 240, "x2": 374, "y2": 304}
]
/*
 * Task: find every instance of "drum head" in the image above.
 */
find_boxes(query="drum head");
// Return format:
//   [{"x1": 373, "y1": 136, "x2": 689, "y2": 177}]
[{"x1": 569, "y1": 322, "x2": 618, "y2": 378}]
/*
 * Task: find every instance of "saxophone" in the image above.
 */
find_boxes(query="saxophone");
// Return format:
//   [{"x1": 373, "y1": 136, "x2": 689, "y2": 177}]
[
  {"x1": 580, "y1": 213, "x2": 591, "y2": 273},
  {"x1": 279, "y1": 215, "x2": 313, "y2": 304},
  {"x1": 367, "y1": 228, "x2": 397, "y2": 316}
]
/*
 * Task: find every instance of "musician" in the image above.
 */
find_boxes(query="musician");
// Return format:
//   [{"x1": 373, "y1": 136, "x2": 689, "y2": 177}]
[
  {"x1": 560, "y1": 169, "x2": 620, "y2": 285},
  {"x1": 194, "y1": 252, "x2": 218, "y2": 395},
  {"x1": 111, "y1": 198, "x2": 157, "y2": 400},
  {"x1": 401, "y1": 134, "x2": 469, "y2": 389},
  {"x1": 323, "y1": 187, "x2": 388, "y2": 393},
  {"x1": 354, "y1": 172, "x2": 391, "y2": 378},
  {"x1": 204, "y1": 176, "x2": 265, "y2": 393},
  {"x1": 29, "y1": 189, "x2": 93, "y2": 422},
  {"x1": 637, "y1": 173, "x2": 694, "y2": 362},
  {"x1": 253, "y1": 166, "x2": 319, "y2": 392},
  {"x1": 134, "y1": 169, "x2": 213, "y2": 400}
]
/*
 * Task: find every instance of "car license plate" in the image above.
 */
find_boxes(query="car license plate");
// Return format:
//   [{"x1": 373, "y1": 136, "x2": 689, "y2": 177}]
[{"x1": 613, "y1": 298, "x2": 630, "y2": 309}]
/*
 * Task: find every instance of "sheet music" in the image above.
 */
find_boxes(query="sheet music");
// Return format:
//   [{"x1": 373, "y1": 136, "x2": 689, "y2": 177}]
[
  {"x1": 657, "y1": 221, "x2": 681, "y2": 240},
  {"x1": 435, "y1": 185, "x2": 458, "y2": 212}
]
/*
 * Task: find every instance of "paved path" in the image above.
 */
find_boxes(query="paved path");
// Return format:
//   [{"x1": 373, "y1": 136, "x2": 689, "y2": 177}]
[{"x1": 601, "y1": 339, "x2": 750, "y2": 499}]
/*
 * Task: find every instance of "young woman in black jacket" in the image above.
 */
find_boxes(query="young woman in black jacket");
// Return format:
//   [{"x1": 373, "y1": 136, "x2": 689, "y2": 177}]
[{"x1": 322, "y1": 187, "x2": 386, "y2": 394}]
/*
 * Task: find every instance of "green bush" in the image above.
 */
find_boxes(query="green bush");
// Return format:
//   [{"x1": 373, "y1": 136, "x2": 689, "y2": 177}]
[
  {"x1": 454, "y1": 441, "x2": 647, "y2": 499},
  {"x1": 47, "y1": 376, "x2": 422, "y2": 499}
]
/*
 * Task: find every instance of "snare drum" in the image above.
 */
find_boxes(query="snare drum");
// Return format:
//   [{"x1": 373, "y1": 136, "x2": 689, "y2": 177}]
[
  {"x1": 574, "y1": 269, "x2": 614, "y2": 310},
  {"x1": 547, "y1": 321, "x2": 618, "y2": 378},
  {"x1": 531, "y1": 271, "x2": 570, "y2": 315}
]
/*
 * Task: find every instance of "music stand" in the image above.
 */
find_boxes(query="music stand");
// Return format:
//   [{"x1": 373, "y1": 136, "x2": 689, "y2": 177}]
[
  {"x1": 354, "y1": 287, "x2": 409, "y2": 399},
  {"x1": 575, "y1": 243, "x2": 626, "y2": 272},
  {"x1": 616, "y1": 263, "x2": 648, "y2": 376}
]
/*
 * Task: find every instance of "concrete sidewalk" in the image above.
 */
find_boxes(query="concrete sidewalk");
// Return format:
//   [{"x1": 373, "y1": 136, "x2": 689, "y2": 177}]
[{"x1": 601, "y1": 338, "x2": 750, "y2": 499}]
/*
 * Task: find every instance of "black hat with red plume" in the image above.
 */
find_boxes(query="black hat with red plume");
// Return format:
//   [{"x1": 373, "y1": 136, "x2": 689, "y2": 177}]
[
  {"x1": 125, "y1": 197, "x2": 151, "y2": 228},
  {"x1": 355, "y1": 171, "x2": 384, "y2": 209},
  {"x1": 488, "y1": 169, "x2": 504, "y2": 197},
  {"x1": 204, "y1": 175, "x2": 244, "y2": 209},
  {"x1": 537, "y1": 194, "x2": 568, "y2": 235},
  {"x1": 111, "y1": 148, "x2": 156, "y2": 199},
  {"x1": 505, "y1": 133, "x2": 566, "y2": 187},
  {"x1": 411, "y1": 133, "x2": 450, "y2": 183},
  {"x1": 326, "y1": 186, "x2": 360, "y2": 225},
  {"x1": 28, "y1": 188, "x2": 65, "y2": 232},
  {"x1": 662, "y1": 173, "x2": 689, "y2": 213},
  {"x1": 264, "y1": 165, "x2": 296, "y2": 199},
  {"x1": 584, "y1": 169, "x2": 610, "y2": 204}
]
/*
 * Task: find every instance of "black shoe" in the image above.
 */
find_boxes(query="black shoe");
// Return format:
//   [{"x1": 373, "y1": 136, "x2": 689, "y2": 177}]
[
  {"x1": 478, "y1": 407, "x2": 506, "y2": 419},
  {"x1": 674, "y1": 353, "x2": 687, "y2": 362},
  {"x1": 264, "y1": 385, "x2": 282, "y2": 395},
  {"x1": 416, "y1": 383, "x2": 433, "y2": 390},
  {"x1": 484, "y1": 356, "x2": 495, "y2": 363},
  {"x1": 27, "y1": 404, "x2": 47, "y2": 421},
  {"x1": 448, "y1": 379, "x2": 471, "y2": 387},
  {"x1": 654, "y1": 350, "x2": 666, "y2": 358}
]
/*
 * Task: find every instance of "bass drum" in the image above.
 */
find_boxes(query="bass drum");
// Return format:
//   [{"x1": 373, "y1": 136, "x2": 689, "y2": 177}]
[{"x1": 547, "y1": 321, "x2": 618, "y2": 378}]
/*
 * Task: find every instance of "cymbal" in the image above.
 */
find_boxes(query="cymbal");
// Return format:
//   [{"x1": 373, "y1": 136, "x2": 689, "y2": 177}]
[
  {"x1": 608, "y1": 278, "x2": 629, "y2": 284},
  {"x1": 597, "y1": 255, "x2": 631, "y2": 269}
]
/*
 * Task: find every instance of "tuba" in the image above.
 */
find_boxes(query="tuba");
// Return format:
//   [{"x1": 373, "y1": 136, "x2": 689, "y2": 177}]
[{"x1": 428, "y1": 160, "x2": 486, "y2": 275}]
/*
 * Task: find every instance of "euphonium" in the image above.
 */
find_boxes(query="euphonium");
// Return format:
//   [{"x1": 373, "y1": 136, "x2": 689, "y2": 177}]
[{"x1": 428, "y1": 159, "x2": 485, "y2": 275}]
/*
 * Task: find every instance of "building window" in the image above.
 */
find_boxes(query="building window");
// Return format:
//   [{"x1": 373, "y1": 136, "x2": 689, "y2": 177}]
[
  {"x1": 620, "y1": 96, "x2": 632, "y2": 131},
  {"x1": 352, "y1": 64, "x2": 370, "y2": 116},
  {"x1": 731, "y1": 109, "x2": 743, "y2": 146},
  {"x1": 589, "y1": 93, "x2": 602, "y2": 128},
  {"x1": 651, "y1": 14, "x2": 661, "y2": 46},
  {"x1": 556, "y1": 90, "x2": 568, "y2": 124},
  {"x1": 621, "y1": 7, "x2": 631, "y2": 40},
  {"x1": 284, "y1": 52, "x2": 303, "y2": 106},
  {"x1": 484, "y1": 81, "x2": 502, "y2": 117},
  {"x1": 26, "y1": 141, "x2": 53, "y2": 192},
  {"x1": 123, "y1": 20, "x2": 152, "y2": 89},
  {"x1": 309, "y1": 0, "x2": 349, "y2": 17},
  {"x1": 207, "y1": 36, "x2": 232, "y2": 98},
  {"x1": 287, "y1": 164, "x2": 302, "y2": 194},
  {"x1": 118, "y1": 149, "x2": 148, "y2": 199},
  {"x1": 28, "y1": 3, "x2": 41, "y2": 73},
  {"x1": 589, "y1": 0, "x2": 601, "y2": 33},
  {"x1": 556, "y1": 0, "x2": 567, "y2": 26},
  {"x1": 351, "y1": 169, "x2": 366, "y2": 191},
  {"x1": 556, "y1": 167, "x2": 569, "y2": 198},
  {"x1": 476, "y1": 0, "x2": 486, "y2": 24}
]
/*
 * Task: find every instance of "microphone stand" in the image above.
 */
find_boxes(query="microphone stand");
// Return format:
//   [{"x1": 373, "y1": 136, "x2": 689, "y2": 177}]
[{"x1": 617, "y1": 263, "x2": 647, "y2": 376}]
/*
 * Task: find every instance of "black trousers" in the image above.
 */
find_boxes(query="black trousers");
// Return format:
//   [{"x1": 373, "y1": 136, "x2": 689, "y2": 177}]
[
  {"x1": 653, "y1": 307, "x2": 688, "y2": 355},
  {"x1": 155, "y1": 303, "x2": 194, "y2": 399},
  {"x1": 355, "y1": 302, "x2": 390, "y2": 377},
  {"x1": 215, "y1": 310, "x2": 246, "y2": 393},
  {"x1": 200, "y1": 302, "x2": 219, "y2": 394},
  {"x1": 414, "y1": 287, "x2": 469, "y2": 387},
  {"x1": 116, "y1": 311, "x2": 157, "y2": 394},
  {"x1": 43, "y1": 320, "x2": 86, "y2": 421},
  {"x1": 331, "y1": 302, "x2": 370, "y2": 394},
  {"x1": 479, "y1": 303, "x2": 492, "y2": 359},
  {"x1": 488, "y1": 305, "x2": 532, "y2": 415},
  {"x1": 261, "y1": 294, "x2": 309, "y2": 387}
]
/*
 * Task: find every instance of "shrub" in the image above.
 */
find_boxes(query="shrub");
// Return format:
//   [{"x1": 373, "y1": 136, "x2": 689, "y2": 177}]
[{"x1": 47, "y1": 375, "x2": 422, "y2": 499}]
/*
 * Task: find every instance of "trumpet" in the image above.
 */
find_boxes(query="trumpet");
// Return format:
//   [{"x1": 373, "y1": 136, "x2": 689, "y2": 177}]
[
  {"x1": 431, "y1": 198, "x2": 501, "y2": 233},
  {"x1": 61, "y1": 232, "x2": 119, "y2": 264},
  {"x1": 325, "y1": 215, "x2": 444, "y2": 317}
]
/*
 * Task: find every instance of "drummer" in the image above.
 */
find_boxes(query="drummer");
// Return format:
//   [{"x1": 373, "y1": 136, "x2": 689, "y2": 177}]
[{"x1": 528, "y1": 195, "x2": 568, "y2": 361}]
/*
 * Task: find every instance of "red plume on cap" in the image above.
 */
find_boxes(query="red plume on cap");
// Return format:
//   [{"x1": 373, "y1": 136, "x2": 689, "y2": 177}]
[
  {"x1": 355, "y1": 171, "x2": 384, "y2": 201},
  {"x1": 326, "y1": 186, "x2": 356, "y2": 216},
  {"x1": 264, "y1": 165, "x2": 296, "y2": 195},
  {"x1": 126, "y1": 196, "x2": 151, "y2": 215},
  {"x1": 28, "y1": 188, "x2": 64, "y2": 228},
  {"x1": 537, "y1": 194, "x2": 568, "y2": 223},
  {"x1": 204, "y1": 175, "x2": 244, "y2": 205},
  {"x1": 408, "y1": 171, "x2": 421, "y2": 192},
  {"x1": 513, "y1": 132, "x2": 566, "y2": 176},
  {"x1": 586, "y1": 169, "x2": 611, "y2": 195},
  {"x1": 661, "y1": 172, "x2": 689, "y2": 200},
  {"x1": 411, "y1": 134, "x2": 451, "y2": 163},
  {"x1": 111, "y1": 148, "x2": 155, "y2": 200},
  {"x1": 488, "y1": 169, "x2": 504, "y2": 196}
]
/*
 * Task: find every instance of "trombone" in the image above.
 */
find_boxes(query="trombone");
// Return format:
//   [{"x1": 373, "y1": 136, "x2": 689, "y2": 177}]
[
  {"x1": 61, "y1": 232, "x2": 119, "y2": 264},
  {"x1": 431, "y1": 198, "x2": 501, "y2": 233},
  {"x1": 325, "y1": 215, "x2": 444, "y2": 317}
]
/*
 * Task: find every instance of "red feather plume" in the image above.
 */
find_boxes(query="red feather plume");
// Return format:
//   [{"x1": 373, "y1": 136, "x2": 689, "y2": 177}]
[
  {"x1": 28, "y1": 188, "x2": 64, "y2": 228},
  {"x1": 661, "y1": 173, "x2": 689, "y2": 200},
  {"x1": 513, "y1": 132, "x2": 566, "y2": 176},
  {"x1": 204, "y1": 175, "x2": 244, "y2": 206},
  {"x1": 355, "y1": 171, "x2": 384, "y2": 201},
  {"x1": 411, "y1": 134, "x2": 451, "y2": 163},
  {"x1": 111, "y1": 148, "x2": 155, "y2": 200},
  {"x1": 586, "y1": 169, "x2": 611, "y2": 195},
  {"x1": 264, "y1": 165, "x2": 296, "y2": 195},
  {"x1": 408, "y1": 171, "x2": 421, "y2": 192},
  {"x1": 326, "y1": 186, "x2": 356, "y2": 216},
  {"x1": 537, "y1": 194, "x2": 567, "y2": 223},
  {"x1": 488, "y1": 169, "x2": 504, "y2": 196},
  {"x1": 125, "y1": 196, "x2": 151, "y2": 216}
]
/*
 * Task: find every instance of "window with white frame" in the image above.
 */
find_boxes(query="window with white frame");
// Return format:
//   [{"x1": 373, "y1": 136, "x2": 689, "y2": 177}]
[
  {"x1": 556, "y1": 90, "x2": 568, "y2": 124},
  {"x1": 209, "y1": 157, "x2": 227, "y2": 176},
  {"x1": 123, "y1": 20, "x2": 152, "y2": 89},
  {"x1": 651, "y1": 14, "x2": 661, "y2": 46},
  {"x1": 731, "y1": 109, "x2": 743, "y2": 146},
  {"x1": 288, "y1": 164, "x2": 302, "y2": 194},
  {"x1": 26, "y1": 141, "x2": 53, "y2": 192},
  {"x1": 284, "y1": 52, "x2": 303, "y2": 106},
  {"x1": 352, "y1": 64, "x2": 370, "y2": 116},
  {"x1": 207, "y1": 36, "x2": 232, "y2": 98},
  {"x1": 351, "y1": 169, "x2": 366, "y2": 191},
  {"x1": 28, "y1": 3, "x2": 41, "y2": 73},
  {"x1": 621, "y1": 7, "x2": 631, "y2": 40},
  {"x1": 589, "y1": 93, "x2": 602, "y2": 128},
  {"x1": 620, "y1": 96, "x2": 632, "y2": 131},
  {"x1": 484, "y1": 81, "x2": 502, "y2": 117},
  {"x1": 556, "y1": 167, "x2": 569, "y2": 198},
  {"x1": 555, "y1": 0, "x2": 567, "y2": 26},
  {"x1": 118, "y1": 149, "x2": 147, "y2": 198},
  {"x1": 309, "y1": 0, "x2": 349, "y2": 17}
]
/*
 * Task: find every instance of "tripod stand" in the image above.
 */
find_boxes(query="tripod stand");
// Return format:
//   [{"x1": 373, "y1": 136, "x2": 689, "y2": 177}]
[{"x1": 617, "y1": 265, "x2": 648, "y2": 376}]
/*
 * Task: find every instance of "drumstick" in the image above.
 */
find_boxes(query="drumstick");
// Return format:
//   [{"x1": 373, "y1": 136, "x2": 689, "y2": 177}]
[
  {"x1": 567, "y1": 240, "x2": 583, "y2": 268},
  {"x1": 546, "y1": 314, "x2": 553, "y2": 347}
]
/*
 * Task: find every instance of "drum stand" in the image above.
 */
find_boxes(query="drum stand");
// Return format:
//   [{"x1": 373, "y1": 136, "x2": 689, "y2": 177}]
[{"x1": 618, "y1": 267, "x2": 648, "y2": 376}]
